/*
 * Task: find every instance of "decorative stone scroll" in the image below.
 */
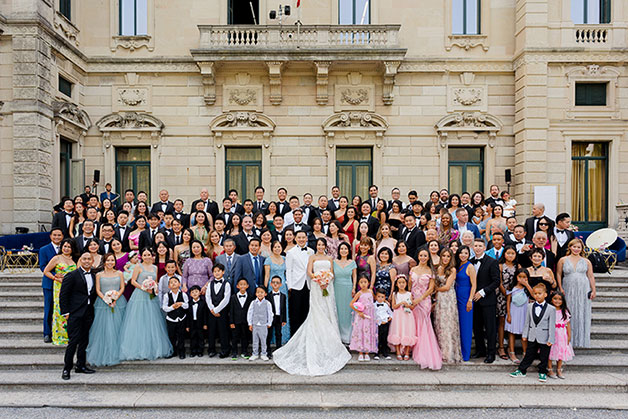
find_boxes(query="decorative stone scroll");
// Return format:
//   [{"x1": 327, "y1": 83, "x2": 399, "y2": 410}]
[
  {"x1": 435, "y1": 111, "x2": 503, "y2": 149},
  {"x1": 209, "y1": 111, "x2": 276, "y2": 149}
]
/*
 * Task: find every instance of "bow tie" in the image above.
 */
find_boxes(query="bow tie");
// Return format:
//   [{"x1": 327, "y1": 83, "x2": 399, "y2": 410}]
[
  {"x1": 215, "y1": 280, "x2": 223, "y2": 284},
  {"x1": 556, "y1": 229, "x2": 566, "y2": 234},
  {"x1": 192, "y1": 301, "x2": 199, "y2": 305},
  {"x1": 295, "y1": 223, "x2": 302, "y2": 227},
  {"x1": 376, "y1": 303, "x2": 384, "y2": 307},
  {"x1": 247, "y1": 234, "x2": 253, "y2": 238},
  {"x1": 300, "y1": 247, "x2": 308, "y2": 252},
  {"x1": 238, "y1": 294, "x2": 246, "y2": 299},
  {"x1": 273, "y1": 292, "x2": 281, "y2": 296},
  {"x1": 534, "y1": 302, "x2": 544, "y2": 308}
]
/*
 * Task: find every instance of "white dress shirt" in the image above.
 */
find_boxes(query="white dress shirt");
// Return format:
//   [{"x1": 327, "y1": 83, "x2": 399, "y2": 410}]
[
  {"x1": 83, "y1": 269, "x2": 94, "y2": 304},
  {"x1": 285, "y1": 245, "x2": 314, "y2": 291},
  {"x1": 555, "y1": 227, "x2": 569, "y2": 247},
  {"x1": 270, "y1": 291, "x2": 282, "y2": 315},
  {"x1": 237, "y1": 291, "x2": 248, "y2": 307},
  {"x1": 206, "y1": 279, "x2": 231, "y2": 314},
  {"x1": 247, "y1": 298, "x2": 274, "y2": 327},
  {"x1": 162, "y1": 290, "x2": 189, "y2": 321}
]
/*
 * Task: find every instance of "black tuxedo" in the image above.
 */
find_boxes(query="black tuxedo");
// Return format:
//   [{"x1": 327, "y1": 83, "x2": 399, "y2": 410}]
[
  {"x1": 519, "y1": 247, "x2": 557, "y2": 272},
  {"x1": 288, "y1": 222, "x2": 312, "y2": 235},
  {"x1": 216, "y1": 211, "x2": 233, "y2": 229},
  {"x1": 232, "y1": 203, "x2": 245, "y2": 215},
  {"x1": 471, "y1": 255, "x2": 500, "y2": 358},
  {"x1": 186, "y1": 298, "x2": 209, "y2": 355},
  {"x1": 253, "y1": 200, "x2": 269, "y2": 214},
  {"x1": 233, "y1": 231, "x2": 259, "y2": 255},
  {"x1": 167, "y1": 232, "x2": 185, "y2": 248},
  {"x1": 276, "y1": 201, "x2": 291, "y2": 216},
  {"x1": 399, "y1": 227, "x2": 426, "y2": 261},
  {"x1": 114, "y1": 225, "x2": 132, "y2": 252},
  {"x1": 52, "y1": 211, "x2": 73, "y2": 238},
  {"x1": 524, "y1": 216, "x2": 555, "y2": 241},
  {"x1": 359, "y1": 215, "x2": 380, "y2": 239},
  {"x1": 99, "y1": 239, "x2": 114, "y2": 255},
  {"x1": 366, "y1": 197, "x2": 386, "y2": 213},
  {"x1": 74, "y1": 235, "x2": 98, "y2": 254},
  {"x1": 315, "y1": 205, "x2": 335, "y2": 220},
  {"x1": 59, "y1": 268, "x2": 97, "y2": 371},
  {"x1": 191, "y1": 199, "x2": 219, "y2": 221},
  {"x1": 327, "y1": 199, "x2": 340, "y2": 214},
  {"x1": 554, "y1": 229, "x2": 575, "y2": 261},
  {"x1": 150, "y1": 200, "x2": 175, "y2": 214},
  {"x1": 173, "y1": 212, "x2": 190, "y2": 229},
  {"x1": 301, "y1": 205, "x2": 317, "y2": 226},
  {"x1": 229, "y1": 292, "x2": 254, "y2": 356},
  {"x1": 266, "y1": 291, "x2": 287, "y2": 351},
  {"x1": 271, "y1": 229, "x2": 286, "y2": 244},
  {"x1": 138, "y1": 228, "x2": 163, "y2": 251}
]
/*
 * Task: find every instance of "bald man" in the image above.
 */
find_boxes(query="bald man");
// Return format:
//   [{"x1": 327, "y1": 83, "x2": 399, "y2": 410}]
[
  {"x1": 151, "y1": 189, "x2": 175, "y2": 214},
  {"x1": 191, "y1": 188, "x2": 219, "y2": 221},
  {"x1": 524, "y1": 203, "x2": 554, "y2": 241}
]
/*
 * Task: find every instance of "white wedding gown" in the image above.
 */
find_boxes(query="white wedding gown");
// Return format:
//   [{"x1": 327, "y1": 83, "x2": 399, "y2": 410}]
[{"x1": 273, "y1": 259, "x2": 351, "y2": 376}]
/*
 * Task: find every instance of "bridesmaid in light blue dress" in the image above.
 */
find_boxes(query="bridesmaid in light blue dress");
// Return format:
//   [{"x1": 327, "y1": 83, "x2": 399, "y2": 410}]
[
  {"x1": 264, "y1": 240, "x2": 290, "y2": 344},
  {"x1": 333, "y1": 242, "x2": 357, "y2": 344},
  {"x1": 87, "y1": 253, "x2": 127, "y2": 367},
  {"x1": 119, "y1": 248, "x2": 172, "y2": 360}
]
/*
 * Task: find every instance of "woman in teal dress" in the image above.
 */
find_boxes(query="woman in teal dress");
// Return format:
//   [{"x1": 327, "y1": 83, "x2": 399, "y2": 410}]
[
  {"x1": 333, "y1": 242, "x2": 357, "y2": 344},
  {"x1": 119, "y1": 248, "x2": 173, "y2": 360},
  {"x1": 264, "y1": 240, "x2": 289, "y2": 344},
  {"x1": 87, "y1": 253, "x2": 127, "y2": 366}
]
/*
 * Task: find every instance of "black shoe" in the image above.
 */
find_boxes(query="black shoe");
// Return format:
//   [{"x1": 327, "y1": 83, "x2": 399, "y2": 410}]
[
  {"x1": 61, "y1": 370, "x2": 70, "y2": 380},
  {"x1": 179, "y1": 353, "x2": 186, "y2": 359},
  {"x1": 165, "y1": 354, "x2": 175, "y2": 359},
  {"x1": 208, "y1": 352, "x2": 217, "y2": 358},
  {"x1": 44, "y1": 335, "x2": 52, "y2": 343},
  {"x1": 75, "y1": 366, "x2": 95, "y2": 374},
  {"x1": 472, "y1": 352, "x2": 486, "y2": 359},
  {"x1": 218, "y1": 352, "x2": 228, "y2": 359},
  {"x1": 483, "y1": 355, "x2": 495, "y2": 364}
]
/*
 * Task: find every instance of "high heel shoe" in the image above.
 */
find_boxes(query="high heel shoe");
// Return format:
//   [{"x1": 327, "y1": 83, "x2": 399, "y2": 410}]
[{"x1": 508, "y1": 351, "x2": 520, "y2": 364}]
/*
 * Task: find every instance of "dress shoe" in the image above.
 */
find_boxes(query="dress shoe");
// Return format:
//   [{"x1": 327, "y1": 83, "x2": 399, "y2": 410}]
[
  {"x1": 483, "y1": 355, "x2": 495, "y2": 364},
  {"x1": 472, "y1": 352, "x2": 486, "y2": 359},
  {"x1": 179, "y1": 353, "x2": 186, "y2": 360},
  {"x1": 208, "y1": 352, "x2": 217, "y2": 358},
  {"x1": 44, "y1": 335, "x2": 52, "y2": 343},
  {"x1": 218, "y1": 352, "x2": 228, "y2": 359},
  {"x1": 75, "y1": 366, "x2": 96, "y2": 374},
  {"x1": 61, "y1": 370, "x2": 70, "y2": 380}
]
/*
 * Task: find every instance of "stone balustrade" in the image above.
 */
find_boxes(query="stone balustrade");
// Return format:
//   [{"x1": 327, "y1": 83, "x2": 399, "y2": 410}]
[{"x1": 575, "y1": 25, "x2": 610, "y2": 44}]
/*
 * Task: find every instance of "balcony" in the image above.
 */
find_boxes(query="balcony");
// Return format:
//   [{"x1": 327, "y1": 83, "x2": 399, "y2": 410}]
[{"x1": 191, "y1": 24, "x2": 406, "y2": 61}]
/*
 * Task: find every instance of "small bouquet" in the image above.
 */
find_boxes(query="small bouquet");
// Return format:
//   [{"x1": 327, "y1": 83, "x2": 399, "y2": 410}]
[
  {"x1": 312, "y1": 270, "x2": 333, "y2": 297},
  {"x1": 352, "y1": 301, "x2": 371, "y2": 319},
  {"x1": 102, "y1": 290, "x2": 118, "y2": 313},
  {"x1": 141, "y1": 277, "x2": 159, "y2": 299}
]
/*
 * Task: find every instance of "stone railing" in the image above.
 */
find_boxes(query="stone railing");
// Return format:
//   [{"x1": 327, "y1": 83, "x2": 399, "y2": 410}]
[
  {"x1": 574, "y1": 25, "x2": 610, "y2": 44},
  {"x1": 197, "y1": 24, "x2": 401, "y2": 49}
]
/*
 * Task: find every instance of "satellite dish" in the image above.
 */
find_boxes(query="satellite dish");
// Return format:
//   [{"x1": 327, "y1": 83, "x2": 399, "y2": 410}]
[{"x1": 586, "y1": 228, "x2": 618, "y2": 250}]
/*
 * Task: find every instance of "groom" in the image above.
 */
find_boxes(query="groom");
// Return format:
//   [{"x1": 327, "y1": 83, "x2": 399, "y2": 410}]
[
  {"x1": 59, "y1": 251, "x2": 97, "y2": 380},
  {"x1": 286, "y1": 231, "x2": 314, "y2": 335}
]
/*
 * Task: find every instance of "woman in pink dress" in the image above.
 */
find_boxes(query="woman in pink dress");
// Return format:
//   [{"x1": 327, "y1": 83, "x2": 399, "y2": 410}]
[
  {"x1": 128, "y1": 215, "x2": 146, "y2": 251},
  {"x1": 349, "y1": 276, "x2": 378, "y2": 360},
  {"x1": 409, "y1": 249, "x2": 442, "y2": 370}
]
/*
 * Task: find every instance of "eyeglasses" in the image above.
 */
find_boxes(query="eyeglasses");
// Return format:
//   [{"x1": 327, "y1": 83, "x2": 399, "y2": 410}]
[{"x1": 538, "y1": 223, "x2": 549, "y2": 226}]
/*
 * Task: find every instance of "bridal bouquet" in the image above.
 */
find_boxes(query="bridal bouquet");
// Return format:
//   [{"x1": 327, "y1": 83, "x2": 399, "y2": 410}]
[
  {"x1": 313, "y1": 271, "x2": 333, "y2": 297},
  {"x1": 141, "y1": 277, "x2": 159, "y2": 299},
  {"x1": 102, "y1": 290, "x2": 118, "y2": 313},
  {"x1": 352, "y1": 302, "x2": 371, "y2": 319}
]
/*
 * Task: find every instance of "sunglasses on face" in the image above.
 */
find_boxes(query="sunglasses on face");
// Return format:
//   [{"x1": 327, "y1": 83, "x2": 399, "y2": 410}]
[{"x1": 539, "y1": 223, "x2": 549, "y2": 226}]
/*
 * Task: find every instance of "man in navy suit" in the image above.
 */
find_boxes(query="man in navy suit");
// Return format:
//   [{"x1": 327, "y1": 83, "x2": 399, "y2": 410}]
[
  {"x1": 239, "y1": 238, "x2": 266, "y2": 293},
  {"x1": 214, "y1": 238, "x2": 243, "y2": 291},
  {"x1": 39, "y1": 228, "x2": 64, "y2": 343},
  {"x1": 454, "y1": 208, "x2": 481, "y2": 239}
]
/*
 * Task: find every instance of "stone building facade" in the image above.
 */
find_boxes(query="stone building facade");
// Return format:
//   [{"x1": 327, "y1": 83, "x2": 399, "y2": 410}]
[{"x1": 0, "y1": 0, "x2": 627, "y2": 234}]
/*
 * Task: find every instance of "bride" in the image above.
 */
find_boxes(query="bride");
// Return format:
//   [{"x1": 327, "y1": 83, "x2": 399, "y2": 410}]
[{"x1": 273, "y1": 238, "x2": 351, "y2": 376}]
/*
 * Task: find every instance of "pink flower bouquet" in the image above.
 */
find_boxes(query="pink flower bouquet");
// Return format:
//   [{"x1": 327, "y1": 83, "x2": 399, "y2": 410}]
[
  {"x1": 141, "y1": 277, "x2": 159, "y2": 299},
  {"x1": 352, "y1": 301, "x2": 371, "y2": 319},
  {"x1": 103, "y1": 290, "x2": 118, "y2": 313},
  {"x1": 312, "y1": 270, "x2": 333, "y2": 297}
]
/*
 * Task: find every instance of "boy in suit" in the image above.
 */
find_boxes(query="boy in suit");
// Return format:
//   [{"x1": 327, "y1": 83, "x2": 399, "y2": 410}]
[
  {"x1": 162, "y1": 277, "x2": 189, "y2": 359},
  {"x1": 206, "y1": 264, "x2": 231, "y2": 358},
  {"x1": 510, "y1": 283, "x2": 556, "y2": 382},
  {"x1": 247, "y1": 286, "x2": 273, "y2": 361},
  {"x1": 266, "y1": 276, "x2": 287, "y2": 358},
  {"x1": 374, "y1": 289, "x2": 393, "y2": 360},
  {"x1": 186, "y1": 285, "x2": 208, "y2": 357},
  {"x1": 229, "y1": 278, "x2": 254, "y2": 359}
]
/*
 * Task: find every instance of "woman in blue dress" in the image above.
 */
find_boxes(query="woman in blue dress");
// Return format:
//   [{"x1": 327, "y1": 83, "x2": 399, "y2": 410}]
[
  {"x1": 333, "y1": 242, "x2": 357, "y2": 344},
  {"x1": 119, "y1": 248, "x2": 173, "y2": 360},
  {"x1": 264, "y1": 240, "x2": 289, "y2": 344},
  {"x1": 454, "y1": 245, "x2": 476, "y2": 361},
  {"x1": 87, "y1": 253, "x2": 127, "y2": 366}
]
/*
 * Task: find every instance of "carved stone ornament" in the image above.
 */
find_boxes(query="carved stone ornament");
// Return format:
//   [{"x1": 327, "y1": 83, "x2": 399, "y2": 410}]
[
  {"x1": 111, "y1": 35, "x2": 153, "y2": 52},
  {"x1": 53, "y1": 12, "x2": 80, "y2": 47},
  {"x1": 96, "y1": 112, "x2": 164, "y2": 131},
  {"x1": 53, "y1": 101, "x2": 92, "y2": 131},
  {"x1": 446, "y1": 35, "x2": 489, "y2": 52},
  {"x1": 340, "y1": 89, "x2": 369, "y2": 106},
  {"x1": 453, "y1": 88, "x2": 482, "y2": 106},
  {"x1": 435, "y1": 111, "x2": 502, "y2": 140},
  {"x1": 323, "y1": 111, "x2": 388, "y2": 130},
  {"x1": 118, "y1": 88, "x2": 146, "y2": 106},
  {"x1": 211, "y1": 112, "x2": 276, "y2": 130},
  {"x1": 229, "y1": 89, "x2": 257, "y2": 106}
]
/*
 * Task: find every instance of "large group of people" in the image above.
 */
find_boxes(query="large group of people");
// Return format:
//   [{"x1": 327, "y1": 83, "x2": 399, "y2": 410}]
[{"x1": 41, "y1": 183, "x2": 597, "y2": 380}]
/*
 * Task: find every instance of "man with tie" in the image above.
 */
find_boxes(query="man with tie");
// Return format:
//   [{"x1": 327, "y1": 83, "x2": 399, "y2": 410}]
[
  {"x1": 399, "y1": 213, "x2": 425, "y2": 261},
  {"x1": 150, "y1": 189, "x2": 174, "y2": 215},
  {"x1": 359, "y1": 202, "x2": 380, "y2": 239},
  {"x1": 215, "y1": 239, "x2": 242, "y2": 290},
  {"x1": 239, "y1": 239, "x2": 266, "y2": 291},
  {"x1": 315, "y1": 195, "x2": 334, "y2": 221},
  {"x1": 301, "y1": 193, "x2": 317, "y2": 226},
  {"x1": 168, "y1": 219, "x2": 185, "y2": 248},
  {"x1": 74, "y1": 220, "x2": 97, "y2": 254},
  {"x1": 59, "y1": 251, "x2": 97, "y2": 380},
  {"x1": 114, "y1": 211, "x2": 131, "y2": 252},
  {"x1": 368, "y1": 184, "x2": 386, "y2": 212},
  {"x1": 253, "y1": 186, "x2": 268, "y2": 214},
  {"x1": 99, "y1": 223, "x2": 115, "y2": 254},
  {"x1": 39, "y1": 228, "x2": 64, "y2": 343},
  {"x1": 512, "y1": 225, "x2": 533, "y2": 265},
  {"x1": 276, "y1": 187, "x2": 290, "y2": 216},
  {"x1": 233, "y1": 216, "x2": 258, "y2": 255},
  {"x1": 229, "y1": 189, "x2": 245, "y2": 215},
  {"x1": 287, "y1": 208, "x2": 312, "y2": 234},
  {"x1": 270, "y1": 215, "x2": 286, "y2": 243},
  {"x1": 503, "y1": 216, "x2": 518, "y2": 245},
  {"x1": 486, "y1": 232, "x2": 505, "y2": 260},
  {"x1": 51, "y1": 198, "x2": 75, "y2": 238},
  {"x1": 554, "y1": 213, "x2": 575, "y2": 261},
  {"x1": 191, "y1": 188, "x2": 219, "y2": 221},
  {"x1": 328, "y1": 186, "x2": 341, "y2": 212},
  {"x1": 172, "y1": 199, "x2": 189, "y2": 228},
  {"x1": 524, "y1": 203, "x2": 554, "y2": 241},
  {"x1": 286, "y1": 231, "x2": 314, "y2": 335},
  {"x1": 471, "y1": 239, "x2": 500, "y2": 364},
  {"x1": 454, "y1": 208, "x2": 481, "y2": 239},
  {"x1": 138, "y1": 214, "x2": 163, "y2": 251}
]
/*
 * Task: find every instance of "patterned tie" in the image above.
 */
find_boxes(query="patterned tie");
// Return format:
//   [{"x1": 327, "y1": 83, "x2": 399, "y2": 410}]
[
  {"x1": 227, "y1": 255, "x2": 232, "y2": 280},
  {"x1": 253, "y1": 256, "x2": 261, "y2": 285}
]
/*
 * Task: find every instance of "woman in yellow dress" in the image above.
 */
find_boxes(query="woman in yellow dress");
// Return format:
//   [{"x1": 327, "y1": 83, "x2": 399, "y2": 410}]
[{"x1": 42, "y1": 238, "x2": 78, "y2": 345}]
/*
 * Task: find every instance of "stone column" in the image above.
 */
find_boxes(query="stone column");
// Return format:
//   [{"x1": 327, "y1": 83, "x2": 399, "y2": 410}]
[{"x1": 12, "y1": 28, "x2": 54, "y2": 233}]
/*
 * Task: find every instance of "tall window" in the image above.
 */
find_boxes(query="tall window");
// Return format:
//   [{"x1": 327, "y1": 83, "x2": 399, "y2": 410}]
[
  {"x1": 452, "y1": 0, "x2": 481, "y2": 35},
  {"x1": 226, "y1": 148, "x2": 261, "y2": 200},
  {"x1": 228, "y1": 0, "x2": 259, "y2": 24},
  {"x1": 59, "y1": 0, "x2": 71, "y2": 20},
  {"x1": 572, "y1": 142, "x2": 608, "y2": 230},
  {"x1": 58, "y1": 75, "x2": 73, "y2": 98},
  {"x1": 339, "y1": 0, "x2": 371, "y2": 24},
  {"x1": 336, "y1": 147, "x2": 372, "y2": 199},
  {"x1": 116, "y1": 147, "x2": 151, "y2": 200},
  {"x1": 60, "y1": 138, "x2": 72, "y2": 198},
  {"x1": 120, "y1": 0, "x2": 148, "y2": 36},
  {"x1": 572, "y1": 0, "x2": 611, "y2": 24},
  {"x1": 448, "y1": 147, "x2": 483, "y2": 195}
]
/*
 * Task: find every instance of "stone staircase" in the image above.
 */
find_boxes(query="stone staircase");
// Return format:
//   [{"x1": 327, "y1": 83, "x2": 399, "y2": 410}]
[{"x1": 0, "y1": 270, "x2": 627, "y2": 411}]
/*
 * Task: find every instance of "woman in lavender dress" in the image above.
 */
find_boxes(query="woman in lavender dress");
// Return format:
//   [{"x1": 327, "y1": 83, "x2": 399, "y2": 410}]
[{"x1": 181, "y1": 240, "x2": 213, "y2": 295}]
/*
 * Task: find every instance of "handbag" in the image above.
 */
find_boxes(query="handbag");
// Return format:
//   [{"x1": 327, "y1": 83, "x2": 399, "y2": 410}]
[
  {"x1": 512, "y1": 290, "x2": 528, "y2": 307},
  {"x1": 585, "y1": 248, "x2": 616, "y2": 274}
]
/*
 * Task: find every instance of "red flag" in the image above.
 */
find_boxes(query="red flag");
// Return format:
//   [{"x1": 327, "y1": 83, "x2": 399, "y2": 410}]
[{"x1": 297, "y1": 0, "x2": 300, "y2": 6}]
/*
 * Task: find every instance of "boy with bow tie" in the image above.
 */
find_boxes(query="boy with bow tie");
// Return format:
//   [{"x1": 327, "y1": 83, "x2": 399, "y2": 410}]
[
  {"x1": 266, "y1": 276, "x2": 287, "y2": 358},
  {"x1": 163, "y1": 277, "x2": 189, "y2": 359},
  {"x1": 206, "y1": 264, "x2": 231, "y2": 358},
  {"x1": 186, "y1": 285, "x2": 208, "y2": 357},
  {"x1": 373, "y1": 289, "x2": 393, "y2": 360},
  {"x1": 229, "y1": 278, "x2": 254, "y2": 359}
]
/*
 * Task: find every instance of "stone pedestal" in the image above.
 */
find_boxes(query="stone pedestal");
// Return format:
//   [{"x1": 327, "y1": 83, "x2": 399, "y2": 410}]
[{"x1": 616, "y1": 204, "x2": 628, "y2": 242}]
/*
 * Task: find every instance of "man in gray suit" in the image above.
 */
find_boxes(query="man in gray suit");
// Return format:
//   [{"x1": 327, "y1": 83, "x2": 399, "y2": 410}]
[
  {"x1": 214, "y1": 238, "x2": 242, "y2": 293},
  {"x1": 510, "y1": 283, "x2": 556, "y2": 382}
]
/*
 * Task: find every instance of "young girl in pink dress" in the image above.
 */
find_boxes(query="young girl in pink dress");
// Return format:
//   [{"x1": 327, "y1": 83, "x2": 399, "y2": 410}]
[
  {"x1": 548, "y1": 291, "x2": 575, "y2": 379},
  {"x1": 387, "y1": 275, "x2": 417, "y2": 360},
  {"x1": 349, "y1": 275, "x2": 378, "y2": 361}
]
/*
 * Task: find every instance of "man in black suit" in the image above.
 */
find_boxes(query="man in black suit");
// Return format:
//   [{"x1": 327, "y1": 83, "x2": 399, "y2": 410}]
[
  {"x1": 79, "y1": 186, "x2": 92, "y2": 205},
  {"x1": 167, "y1": 219, "x2": 185, "y2": 248},
  {"x1": 470, "y1": 239, "x2": 500, "y2": 364},
  {"x1": 172, "y1": 199, "x2": 189, "y2": 229},
  {"x1": 150, "y1": 189, "x2": 174, "y2": 214},
  {"x1": 217, "y1": 197, "x2": 234, "y2": 228},
  {"x1": 191, "y1": 188, "x2": 219, "y2": 221},
  {"x1": 74, "y1": 220, "x2": 98, "y2": 254},
  {"x1": 327, "y1": 186, "x2": 341, "y2": 213},
  {"x1": 270, "y1": 215, "x2": 286, "y2": 243},
  {"x1": 229, "y1": 278, "x2": 254, "y2": 357},
  {"x1": 399, "y1": 213, "x2": 426, "y2": 261},
  {"x1": 367, "y1": 185, "x2": 387, "y2": 213},
  {"x1": 138, "y1": 214, "x2": 163, "y2": 251},
  {"x1": 276, "y1": 187, "x2": 290, "y2": 216},
  {"x1": 287, "y1": 208, "x2": 312, "y2": 235},
  {"x1": 114, "y1": 210, "x2": 132, "y2": 252},
  {"x1": 233, "y1": 216, "x2": 259, "y2": 255},
  {"x1": 51, "y1": 198, "x2": 75, "y2": 238},
  {"x1": 59, "y1": 251, "x2": 97, "y2": 380},
  {"x1": 266, "y1": 275, "x2": 287, "y2": 357},
  {"x1": 359, "y1": 202, "x2": 380, "y2": 239},
  {"x1": 229, "y1": 189, "x2": 245, "y2": 215},
  {"x1": 417, "y1": 229, "x2": 441, "y2": 254},
  {"x1": 253, "y1": 186, "x2": 269, "y2": 214},
  {"x1": 524, "y1": 203, "x2": 555, "y2": 241},
  {"x1": 315, "y1": 195, "x2": 335, "y2": 221},
  {"x1": 519, "y1": 231, "x2": 557, "y2": 271},
  {"x1": 301, "y1": 193, "x2": 317, "y2": 227},
  {"x1": 510, "y1": 225, "x2": 534, "y2": 265},
  {"x1": 554, "y1": 213, "x2": 575, "y2": 261},
  {"x1": 99, "y1": 223, "x2": 116, "y2": 255}
]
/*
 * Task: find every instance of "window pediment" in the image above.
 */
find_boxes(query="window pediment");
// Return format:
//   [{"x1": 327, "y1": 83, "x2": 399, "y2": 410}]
[
  {"x1": 322, "y1": 111, "x2": 388, "y2": 136},
  {"x1": 53, "y1": 101, "x2": 92, "y2": 132},
  {"x1": 96, "y1": 111, "x2": 164, "y2": 132}
]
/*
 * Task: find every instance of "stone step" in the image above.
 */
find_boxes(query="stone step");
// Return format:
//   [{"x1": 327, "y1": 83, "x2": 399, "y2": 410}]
[
  {"x1": 593, "y1": 292, "x2": 628, "y2": 302},
  {"x1": 591, "y1": 301, "x2": 628, "y2": 312},
  {"x1": 0, "y1": 301, "x2": 43, "y2": 313},
  {"x1": 595, "y1": 282, "x2": 628, "y2": 292},
  {"x1": 592, "y1": 311, "x2": 628, "y2": 325}
]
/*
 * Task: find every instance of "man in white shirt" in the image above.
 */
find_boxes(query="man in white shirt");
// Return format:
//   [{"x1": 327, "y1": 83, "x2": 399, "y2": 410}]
[{"x1": 286, "y1": 231, "x2": 314, "y2": 335}]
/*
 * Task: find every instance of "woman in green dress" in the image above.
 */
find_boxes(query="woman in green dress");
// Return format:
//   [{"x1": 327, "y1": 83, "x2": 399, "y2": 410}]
[{"x1": 333, "y1": 242, "x2": 357, "y2": 344}]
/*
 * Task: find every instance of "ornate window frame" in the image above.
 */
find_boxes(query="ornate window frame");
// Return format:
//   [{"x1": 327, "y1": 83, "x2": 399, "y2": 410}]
[
  {"x1": 96, "y1": 112, "x2": 164, "y2": 197},
  {"x1": 435, "y1": 111, "x2": 503, "y2": 191},
  {"x1": 53, "y1": 0, "x2": 80, "y2": 47},
  {"x1": 445, "y1": 0, "x2": 490, "y2": 51},
  {"x1": 322, "y1": 111, "x2": 388, "y2": 191},
  {"x1": 567, "y1": 64, "x2": 619, "y2": 119},
  {"x1": 210, "y1": 112, "x2": 276, "y2": 198},
  {"x1": 110, "y1": 0, "x2": 155, "y2": 52}
]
